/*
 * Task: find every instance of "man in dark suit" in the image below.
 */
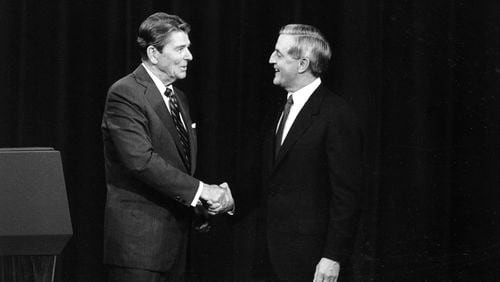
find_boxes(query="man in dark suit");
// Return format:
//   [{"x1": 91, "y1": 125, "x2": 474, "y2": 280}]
[
  {"x1": 256, "y1": 24, "x2": 363, "y2": 282},
  {"x1": 101, "y1": 12, "x2": 233, "y2": 282}
]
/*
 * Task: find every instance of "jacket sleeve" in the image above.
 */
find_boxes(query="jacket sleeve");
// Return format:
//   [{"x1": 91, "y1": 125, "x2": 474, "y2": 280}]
[{"x1": 323, "y1": 103, "x2": 364, "y2": 264}]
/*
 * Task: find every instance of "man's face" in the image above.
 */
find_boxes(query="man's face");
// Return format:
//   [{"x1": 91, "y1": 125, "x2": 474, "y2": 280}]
[
  {"x1": 156, "y1": 31, "x2": 193, "y2": 84},
  {"x1": 269, "y1": 34, "x2": 300, "y2": 92}
]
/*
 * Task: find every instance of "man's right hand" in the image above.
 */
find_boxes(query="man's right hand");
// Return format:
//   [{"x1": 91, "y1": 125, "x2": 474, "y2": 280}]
[{"x1": 200, "y1": 184, "x2": 227, "y2": 214}]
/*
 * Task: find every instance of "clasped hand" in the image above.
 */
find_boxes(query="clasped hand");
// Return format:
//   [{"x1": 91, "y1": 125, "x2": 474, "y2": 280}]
[{"x1": 200, "y1": 182, "x2": 234, "y2": 215}]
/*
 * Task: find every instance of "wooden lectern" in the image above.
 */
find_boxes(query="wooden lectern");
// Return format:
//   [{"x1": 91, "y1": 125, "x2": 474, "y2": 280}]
[{"x1": 0, "y1": 148, "x2": 73, "y2": 282}]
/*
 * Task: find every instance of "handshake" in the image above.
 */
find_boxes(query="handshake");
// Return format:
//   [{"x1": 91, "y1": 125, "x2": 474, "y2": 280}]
[{"x1": 199, "y1": 182, "x2": 235, "y2": 215}]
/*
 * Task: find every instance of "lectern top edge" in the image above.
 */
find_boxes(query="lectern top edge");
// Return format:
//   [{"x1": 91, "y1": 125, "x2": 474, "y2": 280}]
[{"x1": 0, "y1": 147, "x2": 55, "y2": 152}]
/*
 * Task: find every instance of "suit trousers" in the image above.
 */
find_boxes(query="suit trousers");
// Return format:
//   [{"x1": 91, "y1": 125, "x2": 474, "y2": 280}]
[
  {"x1": 108, "y1": 266, "x2": 170, "y2": 282},
  {"x1": 107, "y1": 232, "x2": 188, "y2": 282}
]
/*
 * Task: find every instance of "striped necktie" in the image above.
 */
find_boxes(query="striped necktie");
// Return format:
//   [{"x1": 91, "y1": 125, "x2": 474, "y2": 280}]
[{"x1": 165, "y1": 88, "x2": 191, "y2": 171}]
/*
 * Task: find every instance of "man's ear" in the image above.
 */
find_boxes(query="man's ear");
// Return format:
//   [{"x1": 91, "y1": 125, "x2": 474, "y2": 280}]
[
  {"x1": 298, "y1": 58, "x2": 310, "y2": 73},
  {"x1": 147, "y1": 46, "x2": 158, "y2": 64}
]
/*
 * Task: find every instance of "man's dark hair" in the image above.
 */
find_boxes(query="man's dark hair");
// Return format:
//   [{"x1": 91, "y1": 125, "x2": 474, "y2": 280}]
[{"x1": 137, "y1": 12, "x2": 191, "y2": 61}]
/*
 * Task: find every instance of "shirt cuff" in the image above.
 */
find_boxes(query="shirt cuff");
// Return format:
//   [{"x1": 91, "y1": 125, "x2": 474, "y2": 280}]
[{"x1": 190, "y1": 181, "x2": 204, "y2": 207}]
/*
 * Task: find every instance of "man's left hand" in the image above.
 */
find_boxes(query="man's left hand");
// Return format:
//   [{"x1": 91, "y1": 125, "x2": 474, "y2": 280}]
[
  {"x1": 193, "y1": 201, "x2": 211, "y2": 233},
  {"x1": 313, "y1": 257, "x2": 340, "y2": 282}
]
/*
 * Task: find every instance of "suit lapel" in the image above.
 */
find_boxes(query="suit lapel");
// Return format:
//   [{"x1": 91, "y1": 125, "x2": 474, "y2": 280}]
[
  {"x1": 263, "y1": 112, "x2": 282, "y2": 179},
  {"x1": 133, "y1": 65, "x2": 192, "y2": 172},
  {"x1": 273, "y1": 86, "x2": 325, "y2": 169}
]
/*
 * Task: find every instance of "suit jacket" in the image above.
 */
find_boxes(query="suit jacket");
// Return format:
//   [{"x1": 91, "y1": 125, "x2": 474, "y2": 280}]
[
  {"x1": 260, "y1": 84, "x2": 363, "y2": 281},
  {"x1": 101, "y1": 65, "x2": 200, "y2": 272}
]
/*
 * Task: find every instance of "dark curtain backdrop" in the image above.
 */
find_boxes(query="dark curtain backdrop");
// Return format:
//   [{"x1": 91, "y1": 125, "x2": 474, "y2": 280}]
[{"x1": 1, "y1": 0, "x2": 500, "y2": 281}]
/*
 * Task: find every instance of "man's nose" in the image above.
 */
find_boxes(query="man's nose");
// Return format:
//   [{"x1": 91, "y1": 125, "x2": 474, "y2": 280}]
[
  {"x1": 185, "y1": 49, "x2": 193, "y2": 61},
  {"x1": 269, "y1": 52, "x2": 275, "y2": 64}
]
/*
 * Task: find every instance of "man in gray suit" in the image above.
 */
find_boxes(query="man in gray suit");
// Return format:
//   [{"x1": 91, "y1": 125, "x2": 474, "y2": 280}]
[{"x1": 101, "y1": 12, "x2": 233, "y2": 282}]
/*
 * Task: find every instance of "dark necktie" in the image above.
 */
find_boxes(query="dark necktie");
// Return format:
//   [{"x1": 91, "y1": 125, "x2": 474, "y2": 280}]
[
  {"x1": 165, "y1": 88, "x2": 191, "y2": 171},
  {"x1": 275, "y1": 95, "x2": 294, "y2": 160}
]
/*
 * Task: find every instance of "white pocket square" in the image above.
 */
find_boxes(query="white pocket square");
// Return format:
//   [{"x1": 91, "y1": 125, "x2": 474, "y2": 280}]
[{"x1": 191, "y1": 123, "x2": 196, "y2": 129}]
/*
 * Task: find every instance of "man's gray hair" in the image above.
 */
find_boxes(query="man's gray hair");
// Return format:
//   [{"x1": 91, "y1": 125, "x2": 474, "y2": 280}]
[{"x1": 279, "y1": 24, "x2": 332, "y2": 76}]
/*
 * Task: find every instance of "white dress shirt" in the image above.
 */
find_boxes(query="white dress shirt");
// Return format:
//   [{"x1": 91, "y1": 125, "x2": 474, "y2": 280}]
[
  {"x1": 142, "y1": 63, "x2": 188, "y2": 128},
  {"x1": 277, "y1": 77, "x2": 322, "y2": 145}
]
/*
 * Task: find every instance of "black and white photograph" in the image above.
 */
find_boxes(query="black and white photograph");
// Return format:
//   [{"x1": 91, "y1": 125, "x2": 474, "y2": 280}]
[{"x1": 1, "y1": 1, "x2": 499, "y2": 281}]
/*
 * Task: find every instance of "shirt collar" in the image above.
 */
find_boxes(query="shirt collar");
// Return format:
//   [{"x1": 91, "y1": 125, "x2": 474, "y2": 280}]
[
  {"x1": 287, "y1": 77, "x2": 322, "y2": 102},
  {"x1": 142, "y1": 63, "x2": 174, "y2": 95}
]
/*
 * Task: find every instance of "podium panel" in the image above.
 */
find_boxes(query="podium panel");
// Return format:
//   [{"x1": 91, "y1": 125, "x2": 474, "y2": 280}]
[{"x1": 0, "y1": 148, "x2": 73, "y2": 255}]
